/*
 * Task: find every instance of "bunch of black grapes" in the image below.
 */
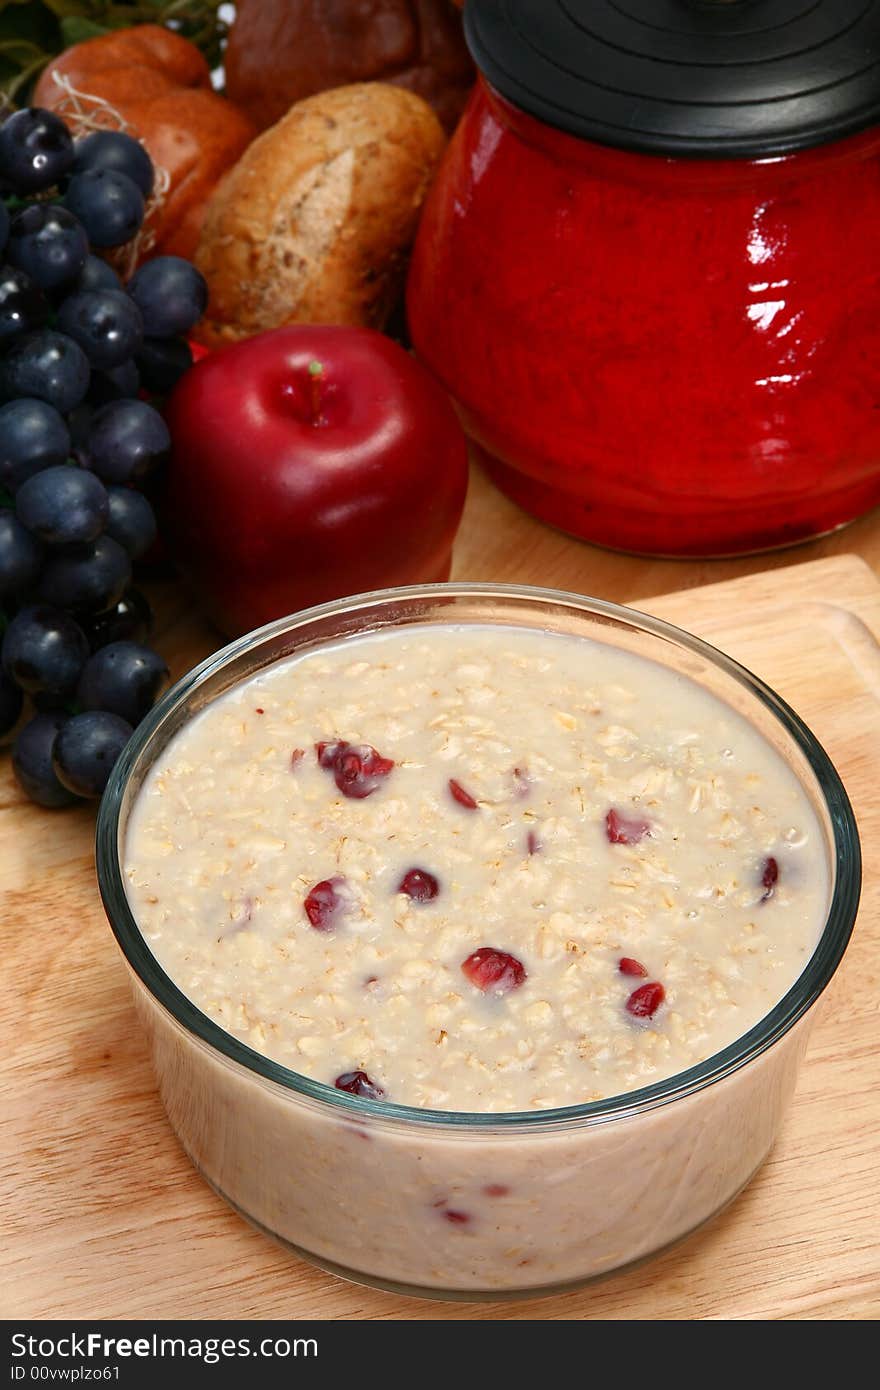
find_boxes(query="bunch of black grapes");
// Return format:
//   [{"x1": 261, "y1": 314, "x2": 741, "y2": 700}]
[{"x1": 0, "y1": 108, "x2": 207, "y2": 806}]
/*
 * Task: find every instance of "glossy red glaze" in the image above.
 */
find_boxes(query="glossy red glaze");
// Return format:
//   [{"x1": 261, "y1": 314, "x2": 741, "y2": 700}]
[{"x1": 408, "y1": 81, "x2": 880, "y2": 556}]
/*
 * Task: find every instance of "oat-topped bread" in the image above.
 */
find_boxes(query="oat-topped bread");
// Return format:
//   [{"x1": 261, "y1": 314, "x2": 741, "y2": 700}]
[{"x1": 193, "y1": 82, "x2": 446, "y2": 347}]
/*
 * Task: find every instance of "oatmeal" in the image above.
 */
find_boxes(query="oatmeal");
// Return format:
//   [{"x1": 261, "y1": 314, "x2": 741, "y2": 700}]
[{"x1": 124, "y1": 624, "x2": 828, "y2": 1113}]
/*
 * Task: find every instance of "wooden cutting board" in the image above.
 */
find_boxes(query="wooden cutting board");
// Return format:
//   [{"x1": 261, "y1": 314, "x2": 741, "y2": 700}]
[{"x1": 2, "y1": 552, "x2": 879, "y2": 1322}]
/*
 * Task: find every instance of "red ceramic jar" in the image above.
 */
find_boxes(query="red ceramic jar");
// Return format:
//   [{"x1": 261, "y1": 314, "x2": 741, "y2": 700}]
[{"x1": 407, "y1": 2, "x2": 880, "y2": 556}]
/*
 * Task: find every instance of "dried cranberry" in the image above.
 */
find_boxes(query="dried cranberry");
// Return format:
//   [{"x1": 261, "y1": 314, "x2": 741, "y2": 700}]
[
  {"x1": 316, "y1": 740, "x2": 342, "y2": 768},
  {"x1": 761, "y1": 856, "x2": 779, "y2": 901},
  {"x1": 315, "y1": 740, "x2": 394, "y2": 799},
  {"x1": 304, "y1": 877, "x2": 346, "y2": 931},
  {"x1": 484, "y1": 1183, "x2": 510, "y2": 1197},
  {"x1": 625, "y1": 981, "x2": 666, "y2": 1019},
  {"x1": 619, "y1": 956, "x2": 648, "y2": 978},
  {"x1": 606, "y1": 808, "x2": 652, "y2": 844},
  {"x1": 449, "y1": 778, "x2": 478, "y2": 809},
  {"x1": 443, "y1": 1209, "x2": 471, "y2": 1224},
  {"x1": 334, "y1": 1070, "x2": 384, "y2": 1100},
  {"x1": 398, "y1": 868, "x2": 440, "y2": 902},
  {"x1": 461, "y1": 947, "x2": 527, "y2": 995},
  {"x1": 526, "y1": 829, "x2": 541, "y2": 856}
]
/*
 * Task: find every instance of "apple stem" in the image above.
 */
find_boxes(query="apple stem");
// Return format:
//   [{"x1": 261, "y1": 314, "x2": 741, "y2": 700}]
[{"x1": 308, "y1": 359, "x2": 326, "y2": 426}]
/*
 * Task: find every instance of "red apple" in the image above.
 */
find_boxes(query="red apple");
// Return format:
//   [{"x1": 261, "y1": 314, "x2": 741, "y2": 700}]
[{"x1": 163, "y1": 325, "x2": 469, "y2": 636}]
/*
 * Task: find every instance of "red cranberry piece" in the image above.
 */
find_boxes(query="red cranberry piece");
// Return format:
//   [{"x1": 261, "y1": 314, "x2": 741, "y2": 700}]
[
  {"x1": 304, "y1": 876, "x2": 346, "y2": 931},
  {"x1": 526, "y1": 829, "x2": 541, "y2": 856},
  {"x1": 337, "y1": 745, "x2": 394, "y2": 797},
  {"x1": 449, "y1": 778, "x2": 478, "y2": 809},
  {"x1": 606, "y1": 807, "x2": 652, "y2": 845},
  {"x1": 315, "y1": 740, "x2": 394, "y2": 799},
  {"x1": 334, "y1": 1070, "x2": 384, "y2": 1100},
  {"x1": 461, "y1": 947, "x2": 527, "y2": 995},
  {"x1": 625, "y1": 981, "x2": 666, "y2": 1019},
  {"x1": 619, "y1": 956, "x2": 648, "y2": 978},
  {"x1": 398, "y1": 867, "x2": 440, "y2": 902},
  {"x1": 761, "y1": 856, "x2": 779, "y2": 901},
  {"x1": 316, "y1": 739, "x2": 343, "y2": 768},
  {"x1": 255, "y1": 707, "x2": 264, "y2": 715},
  {"x1": 443, "y1": 1209, "x2": 471, "y2": 1225},
  {"x1": 484, "y1": 1183, "x2": 510, "y2": 1197}
]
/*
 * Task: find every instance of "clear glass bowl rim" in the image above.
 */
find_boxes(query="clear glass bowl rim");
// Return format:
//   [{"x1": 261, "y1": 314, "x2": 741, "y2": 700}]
[{"x1": 95, "y1": 580, "x2": 861, "y2": 1135}]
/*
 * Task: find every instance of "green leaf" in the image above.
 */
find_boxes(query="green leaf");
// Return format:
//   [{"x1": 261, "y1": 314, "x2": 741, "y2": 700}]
[
  {"x1": 41, "y1": 1, "x2": 104, "y2": 18},
  {"x1": 59, "y1": 13, "x2": 107, "y2": 41}
]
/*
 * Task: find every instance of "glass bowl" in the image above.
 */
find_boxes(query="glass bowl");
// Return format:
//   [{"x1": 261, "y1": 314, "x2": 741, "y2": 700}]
[{"x1": 96, "y1": 584, "x2": 861, "y2": 1300}]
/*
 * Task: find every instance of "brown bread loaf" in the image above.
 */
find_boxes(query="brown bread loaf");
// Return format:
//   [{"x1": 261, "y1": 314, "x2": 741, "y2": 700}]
[{"x1": 193, "y1": 83, "x2": 446, "y2": 347}]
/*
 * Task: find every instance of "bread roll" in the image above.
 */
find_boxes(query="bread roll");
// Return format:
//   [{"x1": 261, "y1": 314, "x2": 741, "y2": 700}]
[
  {"x1": 33, "y1": 25, "x2": 256, "y2": 263},
  {"x1": 193, "y1": 83, "x2": 446, "y2": 347}
]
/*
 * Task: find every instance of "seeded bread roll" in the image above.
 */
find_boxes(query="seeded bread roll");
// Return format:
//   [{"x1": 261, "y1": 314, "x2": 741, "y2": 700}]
[{"x1": 193, "y1": 82, "x2": 446, "y2": 347}]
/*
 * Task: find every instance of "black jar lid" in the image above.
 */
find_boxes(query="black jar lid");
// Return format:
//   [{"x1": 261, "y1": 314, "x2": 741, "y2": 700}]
[{"x1": 464, "y1": 0, "x2": 880, "y2": 157}]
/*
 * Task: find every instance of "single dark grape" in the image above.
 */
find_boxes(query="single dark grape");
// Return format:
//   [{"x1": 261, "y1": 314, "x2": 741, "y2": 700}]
[
  {"x1": 0, "y1": 263, "x2": 48, "y2": 343},
  {"x1": 12, "y1": 712, "x2": 81, "y2": 806},
  {"x1": 136, "y1": 335, "x2": 193, "y2": 394},
  {"x1": 7, "y1": 203, "x2": 89, "y2": 291},
  {"x1": 77, "y1": 641, "x2": 168, "y2": 726},
  {"x1": 87, "y1": 358, "x2": 139, "y2": 406},
  {"x1": 0, "y1": 510, "x2": 44, "y2": 594},
  {"x1": 0, "y1": 199, "x2": 8, "y2": 255},
  {"x1": 84, "y1": 399, "x2": 170, "y2": 483},
  {"x1": 0, "y1": 330, "x2": 90, "y2": 413},
  {"x1": 126, "y1": 257, "x2": 208, "y2": 337},
  {"x1": 2, "y1": 603, "x2": 89, "y2": 695},
  {"x1": 64, "y1": 168, "x2": 144, "y2": 249},
  {"x1": 0, "y1": 109, "x2": 74, "y2": 194},
  {"x1": 15, "y1": 464, "x2": 109, "y2": 546},
  {"x1": 0, "y1": 667, "x2": 23, "y2": 739},
  {"x1": 105, "y1": 486, "x2": 157, "y2": 560},
  {"x1": 72, "y1": 254, "x2": 122, "y2": 295},
  {"x1": 37, "y1": 534, "x2": 131, "y2": 613},
  {"x1": 81, "y1": 588, "x2": 152, "y2": 652},
  {"x1": 0, "y1": 398, "x2": 70, "y2": 491},
  {"x1": 57, "y1": 288, "x2": 143, "y2": 371},
  {"x1": 72, "y1": 130, "x2": 154, "y2": 198},
  {"x1": 52, "y1": 709, "x2": 132, "y2": 797}
]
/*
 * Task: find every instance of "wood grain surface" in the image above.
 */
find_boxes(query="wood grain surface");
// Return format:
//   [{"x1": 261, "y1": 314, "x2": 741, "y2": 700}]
[{"x1": 2, "y1": 464, "x2": 879, "y2": 1321}]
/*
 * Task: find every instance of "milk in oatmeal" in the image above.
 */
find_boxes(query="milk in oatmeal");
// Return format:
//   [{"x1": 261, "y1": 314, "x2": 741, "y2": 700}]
[{"x1": 124, "y1": 624, "x2": 828, "y2": 1112}]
